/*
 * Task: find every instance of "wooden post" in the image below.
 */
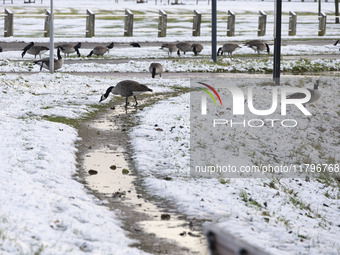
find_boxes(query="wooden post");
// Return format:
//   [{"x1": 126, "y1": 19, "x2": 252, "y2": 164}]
[
  {"x1": 193, "y1": 10, "x2": 201, "y2": 36},
  {"x1": 227, "y1": 10, "x2": 235, "y2": 36},
  {"x1": 86, "y1": 9, "x2": 95, "y2": 37},
  {"x1": 124, "y1": 9, "x2": 133, "y2": 36},
  {"x1": 318, "y1": 12, "x2": 326, "y2": 36},
  {"x1": 288, "y1": 11, "x2": 297, "y2": 36},
  {"x1": 158, "y1": 10, "x2": 167, "y2": 37},
  {"x1": 258, "y1": 10, "x2": 267, "y2": 36},
  {"x1": 44, "y1": 9, "x2": 51, "y2": 37},
  {"x1": 4, "y1": 9, "x2": 13, "y2": 37}
]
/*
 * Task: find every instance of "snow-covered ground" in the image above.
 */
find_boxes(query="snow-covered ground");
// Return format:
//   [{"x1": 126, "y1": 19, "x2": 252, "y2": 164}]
[
  {"x1": 130, "y1": 76, "x2": 340, "y2": 255},
  {"x1": 0, "y1": 0, "x2": 339, "y2": 254},
  {"x1": 0, "y1": 73, "x2": 182, "y2": 254}
]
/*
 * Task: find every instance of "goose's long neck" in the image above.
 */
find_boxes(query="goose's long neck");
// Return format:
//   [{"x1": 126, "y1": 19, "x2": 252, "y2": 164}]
[
  {"x1": 104, "y1": 86, "x2": 115, "y2": 97},
  {"x1": 57, "y1": 47, "x2": 62, "y2": 60}
]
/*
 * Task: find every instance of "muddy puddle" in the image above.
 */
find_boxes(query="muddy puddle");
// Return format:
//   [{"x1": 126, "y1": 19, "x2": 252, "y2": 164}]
[{"x1": 77, "y1": 95, "x2": 208, "y2": 254}]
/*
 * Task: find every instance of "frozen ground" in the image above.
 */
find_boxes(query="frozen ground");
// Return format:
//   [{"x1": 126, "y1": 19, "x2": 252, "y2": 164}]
[
  {"x1": 0, "y1": 73, "x2": 182, "y2": 254},
  {"x1": 0, "y1": 0, "x2": 339, "y2": 254}
]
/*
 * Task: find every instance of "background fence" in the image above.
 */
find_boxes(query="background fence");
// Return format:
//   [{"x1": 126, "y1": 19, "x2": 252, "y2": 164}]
[{"x1": 0, "y1": 8, "x2": 339, "y2": 38}]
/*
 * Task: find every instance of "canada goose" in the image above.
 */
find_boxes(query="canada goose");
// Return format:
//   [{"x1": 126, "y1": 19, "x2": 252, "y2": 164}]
[
  {"x1": 22, "y1": 42, "x2": 49, "y2": 59},
  {"x1": 33, "y1": 46, "x2": 64, "y2": 71},
  {"x1": 176, "y1": 42, "x2": 192, "y2": 56},
  {"x1": 160, "y1": 43, "x2": 178, "y2": 56},
  {"x1": 245, "y1": 40, "x2": 270, "y2": 54},
  {"x1": 217, "y1": 43, "x2": 241, "y2": 57},
  {"x1": 99, "y1": 80, "x2": 153, "y2": 108},
  {"x1": 0, "y1": 47, "x2": 2, "y2": 52},
  {"x1": 286, "y1": 80, "x2": 321, "y2": 105},
  {"x1": 130, "y1": 42, "x2": 141, "y2": 47},
  {"x1": 334, "y1": 40, "x2": 340, "y2": 50},
  {"x1": 58, "y1": 42, "x2": 81, "y2": 57},
  {"x1": 149, "y1": 63, "x2": 163, "y2": 78},
  {"x1": 191, "y1": 43, "x2": 203, "y2": 56},
  {"x1": 87, "y1": 42, "x2": 114, "y2": 57}
]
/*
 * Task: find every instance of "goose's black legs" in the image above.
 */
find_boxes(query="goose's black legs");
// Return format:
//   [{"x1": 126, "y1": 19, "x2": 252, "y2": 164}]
[
  {"x1": 134, "y1": 96, "x2": 138, "y2": 106},
  {"x1": 125, "y1": 97, "x2": 129, "y2": 108}
]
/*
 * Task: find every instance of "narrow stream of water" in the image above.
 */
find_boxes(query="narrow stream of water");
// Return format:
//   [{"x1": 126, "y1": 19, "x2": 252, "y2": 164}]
[{"x1": 77, "y1": 99, "x2": 208, "y2": 254}]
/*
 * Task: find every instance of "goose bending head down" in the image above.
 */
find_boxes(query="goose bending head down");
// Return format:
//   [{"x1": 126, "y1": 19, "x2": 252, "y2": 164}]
[
  {"x1": 99, "y1": 80, "x2": 153, "y2": 109},
  {"x1": 176, "y1": 42, "x2": 192, "y2": 56},
  {"x1": 22, "y1": 42, "x2": 49, "y2": 59},
  {"x1": 286, "y1": 80, "x2": 321, "y2": 105},
  {"x1": 33, "y1": 46, "x2": 64, "y2": 71},
  {"x1": 59, "y1": 42, "x2": 81, "y2": 57},
  {"x1": 160, "y1": 43, "x2": 177, "y2": 56},
  {"x1": 87, "y1": 42, "x2": 114, "y2": 57},
  {"x1": 245, "y1": 40, "x2": 270, "y2": 54},
  {"x1": 217, "y1": 43, "x2": 241, "y2": 57}
]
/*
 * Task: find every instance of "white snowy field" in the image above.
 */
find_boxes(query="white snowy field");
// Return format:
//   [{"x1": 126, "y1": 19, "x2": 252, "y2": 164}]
[
  {"x1": 129, "y1": 76, "x2": 340, "y2": 255},
  {"x1": 0, "y1": 73, "x2": 183, "y2": 254},
  {"x1": 0, "y1": 0, "x2": 339, "y2": 254}
]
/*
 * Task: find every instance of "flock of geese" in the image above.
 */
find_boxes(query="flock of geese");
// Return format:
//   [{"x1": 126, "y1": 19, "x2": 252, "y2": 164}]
[
  {"x1": 160, "y1": 40, "x2": 270, "y2": 57},
  {"x1": 11, "y1": 39, "x2": 332, "y2": 108},
  {"x1": 20, "y1": 41, "x2": 116, "y2": 71},
  {"x1": 17, "y1": 39, "x2": 339, "y2": 74},
  {"x1": 17, "y1": 39, "x2": 274, "y2": 73}
]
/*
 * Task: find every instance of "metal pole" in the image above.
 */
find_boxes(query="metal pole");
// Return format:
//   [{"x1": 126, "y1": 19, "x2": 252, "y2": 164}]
[
  {"x1": 318, "y1": 0, "x2": 321, "y2": 16},
  {"x1": 49, "y1": 0, "x2": 54, "y2": 74},
  {"x1": 211, "y1": 0, "x2": 217, "y2": 63},
  {"x1": 273, "y1": 0, "x2": 282, "y2": 85}
]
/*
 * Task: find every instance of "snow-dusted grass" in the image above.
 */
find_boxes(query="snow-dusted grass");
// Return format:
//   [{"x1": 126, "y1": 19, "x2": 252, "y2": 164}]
[
  {"x1": 0, "y1": 73, "x2": 183, "y2": 254},
  {"x1": 1, "y1": 58, "x2": 339, "y2": 74},
  {"x1": 129, "y1": 76, "x2": 340, "y2": 255},
  {"x1": 2, "y1": 43, "x2": 340, "y2": 61}
]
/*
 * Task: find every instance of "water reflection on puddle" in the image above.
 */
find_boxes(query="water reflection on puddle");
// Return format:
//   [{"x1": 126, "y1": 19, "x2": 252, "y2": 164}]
[{"x1": 84, "y1": 148, "x2": 207, "y2": 254}]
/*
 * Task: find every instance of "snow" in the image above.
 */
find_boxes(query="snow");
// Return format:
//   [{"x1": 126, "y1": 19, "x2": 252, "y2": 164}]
[
  {"x1": 0, "y1": 0, "x2": 339, "y2": 254},
  {"x1": 0, "y1": 73, "x2": 159, "y2": 254}
]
